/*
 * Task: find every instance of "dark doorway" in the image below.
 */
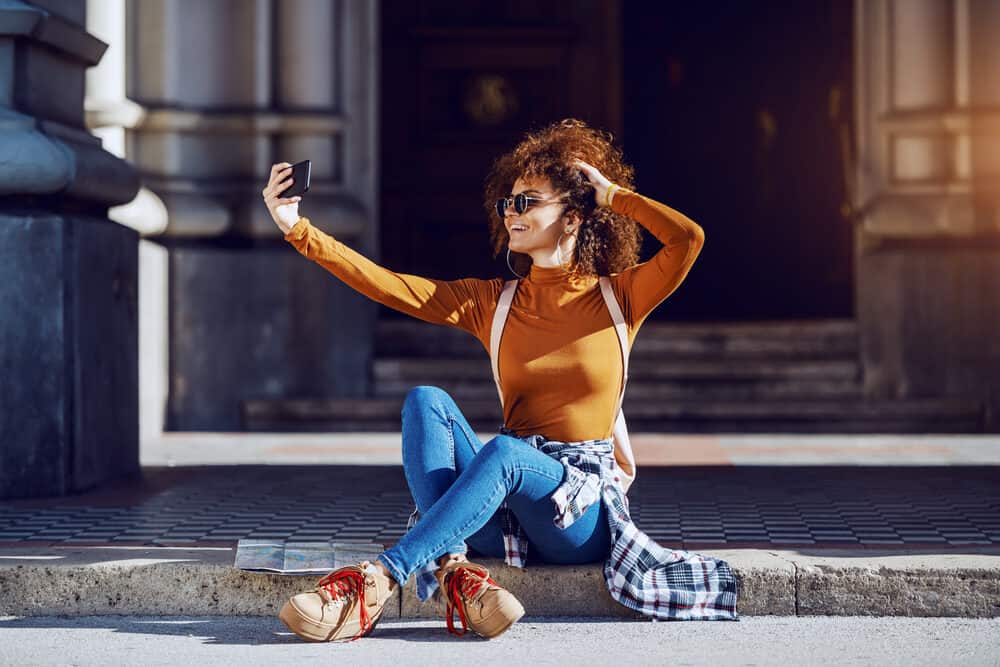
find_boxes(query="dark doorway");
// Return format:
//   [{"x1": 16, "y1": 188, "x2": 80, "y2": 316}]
[
  {"x1": 623, "y1": 1, "x2": 855, "y2": 321},
  {"x1": 379, "y1": 1, "x2": 623, "y2": 297},
  {"x1": 378, "y1": 2, "x2": 854, "y2": 323}
]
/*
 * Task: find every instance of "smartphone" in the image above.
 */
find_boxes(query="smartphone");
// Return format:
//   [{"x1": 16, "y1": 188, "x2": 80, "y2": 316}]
[{"x1": 278, "y1": 159, "x2": 311, "y2": 198}]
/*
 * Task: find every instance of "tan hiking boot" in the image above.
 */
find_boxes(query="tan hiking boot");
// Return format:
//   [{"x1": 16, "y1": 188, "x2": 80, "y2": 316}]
[
  {"x1": 434, "y1": 557, "x2": 525, "y2": 639},
  {"x1": 279, "y1": 560, "x2": 396, "y2": 642}
]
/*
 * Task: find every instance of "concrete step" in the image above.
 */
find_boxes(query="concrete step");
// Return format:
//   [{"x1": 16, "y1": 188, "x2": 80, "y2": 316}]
[
  {"x1": 242, "y1": 397, "x2": 985, "y2": 433},
  {"x1": 373, "y1": 358, "x2": 862, "y2": 382},
  {"x1": 376, "y1": 318, "x2": 860, "y2": 359},
  {"x1": 372, "y1": 377, "x2": 865, "y2": 401},
  {"x1": 2, "y1": 546, "x2": 998, "y2": 618}
]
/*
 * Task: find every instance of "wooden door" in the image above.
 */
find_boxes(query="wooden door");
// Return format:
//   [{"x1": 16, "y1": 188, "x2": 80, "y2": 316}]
[{"x1": 379, "y1": 0, "x2": 623, "y2": 301}]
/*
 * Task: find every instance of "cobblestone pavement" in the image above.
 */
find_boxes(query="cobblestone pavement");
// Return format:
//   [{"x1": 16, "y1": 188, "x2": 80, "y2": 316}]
[{"x1": 2, "y1": 461, "x2": 997, "y2": 551}]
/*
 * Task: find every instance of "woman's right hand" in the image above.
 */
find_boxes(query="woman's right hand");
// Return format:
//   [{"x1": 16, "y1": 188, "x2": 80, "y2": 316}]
[{"x1": 262, "y1": 162, "x2": 303, "y2": 234}]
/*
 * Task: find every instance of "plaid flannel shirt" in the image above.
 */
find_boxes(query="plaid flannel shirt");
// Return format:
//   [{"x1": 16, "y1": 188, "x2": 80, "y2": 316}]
[{"x1": 406, "y1": 427, "x2": 740, "y2": 621}]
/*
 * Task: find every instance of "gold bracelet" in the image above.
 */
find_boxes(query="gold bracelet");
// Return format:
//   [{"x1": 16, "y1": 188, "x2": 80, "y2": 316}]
[{"x1": 605, "y1": 184, "x2": 619, "y2": 208}]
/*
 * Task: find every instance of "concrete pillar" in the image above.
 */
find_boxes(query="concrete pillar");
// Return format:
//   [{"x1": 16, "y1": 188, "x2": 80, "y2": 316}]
[
  {"x1": 124, "y1": 0, "x2": 378, "y2": 430},
  {"x1": 888, "y1": 0, "x2": 953, "y2": 184},
  {"x1": 891, "y1": 0, "x2": 953, "y2": 109},
  {"x1": 85, "y1": 0, "x2": 171, "y2": 446},
  {"x1": 967, "y1": 0, "x2": 1000, "y2": 228},
  {"x1": 854, "y1": 0, "x2": 1000, "y2": 428},
  {"x1": 0, "y1": 0, "x2": 142, "y2": 498}
]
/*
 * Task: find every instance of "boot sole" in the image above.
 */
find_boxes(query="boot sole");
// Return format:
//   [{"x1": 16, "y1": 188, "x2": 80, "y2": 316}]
[
  {"x1": 278, "y1": 598, "x2": 388, "y2": 642},
  {"x1": 474, "y1": 598, "x2": 526, "y2": 639}
]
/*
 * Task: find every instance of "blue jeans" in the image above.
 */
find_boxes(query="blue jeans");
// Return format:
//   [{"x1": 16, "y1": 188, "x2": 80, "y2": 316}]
[{"x1": 376, "y1": 386, "x2": 611, "y2": 587}]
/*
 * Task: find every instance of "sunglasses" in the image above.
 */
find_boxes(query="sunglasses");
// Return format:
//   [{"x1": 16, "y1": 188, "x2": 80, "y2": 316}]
[{"x1": 495, "y1": 193, "x2": 567, "y2": 219}]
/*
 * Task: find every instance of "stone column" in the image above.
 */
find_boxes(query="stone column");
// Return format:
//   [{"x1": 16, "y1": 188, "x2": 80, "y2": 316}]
[
  {"x1": 967, "y1": 0, "x2": 1000, "y2": 229},
  {"x1": 0, "y1": 0, "x2": 142, "y2": 498},
  {"x1": 126, "y1": 0, "x2": 378, "y2": 430},
  {"x1": 85, "y1": 0, "x2": 170, "y2": 444},
  {"x1": 854, "y1": 0, "x2": 1000, "y2": 428}
]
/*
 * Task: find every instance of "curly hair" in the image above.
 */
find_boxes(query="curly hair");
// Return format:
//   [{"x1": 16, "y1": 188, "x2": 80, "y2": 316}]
[{"x1": 483, "y1": 118, "x2": 643, "y2": 279}]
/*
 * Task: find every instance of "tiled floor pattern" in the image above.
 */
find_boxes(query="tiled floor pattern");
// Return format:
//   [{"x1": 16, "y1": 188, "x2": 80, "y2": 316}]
[{"x1": 1, "y1": 465, "x2": 998, "y2": 548}]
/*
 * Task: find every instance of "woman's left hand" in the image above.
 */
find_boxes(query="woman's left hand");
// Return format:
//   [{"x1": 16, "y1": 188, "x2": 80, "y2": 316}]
[{"x1": 574, "y1": 159, "x2": 615, "y2": 208}]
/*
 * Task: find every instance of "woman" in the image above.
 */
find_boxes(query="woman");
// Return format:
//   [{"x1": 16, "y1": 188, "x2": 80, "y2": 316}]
[{"x1": 260, "y1": 118, "x2": 739, "y2": 643}]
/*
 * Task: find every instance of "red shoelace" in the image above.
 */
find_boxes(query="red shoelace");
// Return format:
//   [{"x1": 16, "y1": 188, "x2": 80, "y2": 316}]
[
  {"x1": 444, "y1": 565, "x2": 499, "y2": 636},
  {"x1": 316, "y1": 568, "x2": 372, "y2": 641}
]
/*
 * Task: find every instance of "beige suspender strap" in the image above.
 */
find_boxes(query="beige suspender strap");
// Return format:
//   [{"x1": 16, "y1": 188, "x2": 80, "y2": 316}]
[
  {"x1": 598, "y1": 276, "x2": 637, "y2": 489},
  {"x1": 490, "y1": 279, "x2": 519, "y2": 411},
  {"x1": 490, "y1": 276, "x2": 635, "y2": 489},
  {"x1": 598, "y1": 276, "x2": 629, "y2": 411}
]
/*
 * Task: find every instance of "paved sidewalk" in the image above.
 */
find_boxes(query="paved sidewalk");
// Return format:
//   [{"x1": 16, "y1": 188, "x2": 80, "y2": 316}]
[
  {"x1": 1, "y1": 616, "x2": 998, "y2": 667},
  {"x1": 1, "y1": 432, "x2": 998, "y2": 619}
]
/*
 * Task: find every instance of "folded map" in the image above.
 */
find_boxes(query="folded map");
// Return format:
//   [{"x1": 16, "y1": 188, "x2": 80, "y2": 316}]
[{"x1": 234, "y1": 539, "x2": 384, "y2": 574}]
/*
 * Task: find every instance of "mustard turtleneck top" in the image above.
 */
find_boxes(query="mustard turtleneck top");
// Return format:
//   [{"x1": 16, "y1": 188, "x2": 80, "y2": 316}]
[{"x1": 283, "y1": 188, "x2": 705, "y2": 452}]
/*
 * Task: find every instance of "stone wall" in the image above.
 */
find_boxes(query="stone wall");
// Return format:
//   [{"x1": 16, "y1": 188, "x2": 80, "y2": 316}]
[
  {"x1": 0, "y1": 0, "x2": 141, "y2": 497},
  {"x1": 854, "y1": 0, "x2": 1000, "y2": 428},
  {"x1": 123, "y1": 0, "x2": 379, "y2": 429}
]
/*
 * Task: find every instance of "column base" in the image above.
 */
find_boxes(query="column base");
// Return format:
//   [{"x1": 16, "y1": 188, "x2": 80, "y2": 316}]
[{"x1": 0, "y1": 214, "x2": 140, "y2": 499}]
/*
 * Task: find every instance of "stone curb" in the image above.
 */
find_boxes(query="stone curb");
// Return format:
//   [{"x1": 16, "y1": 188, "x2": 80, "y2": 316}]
[{"x1": 1, "y1": 547, "x2": 998, "y2": 618}]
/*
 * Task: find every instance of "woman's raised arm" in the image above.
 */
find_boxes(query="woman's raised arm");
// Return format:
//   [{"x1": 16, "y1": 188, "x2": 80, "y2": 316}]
[
  {"x1": 283, "y1": 217, "x2": 499, "y2": 339},
  {"x1": 609, "y1": 188, "x2": 705, "y2": 327},
  {"x1": 263, "y1": 163, "x2": 499, "y2": 339},
  {"x1": 575, "y1": 160, "x2": 705, "y2": 328}
]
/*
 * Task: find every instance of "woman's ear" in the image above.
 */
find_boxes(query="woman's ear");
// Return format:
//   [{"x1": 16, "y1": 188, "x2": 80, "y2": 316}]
[{"x1": 568, "y1": 212, "x2": 583, "y2": 231}]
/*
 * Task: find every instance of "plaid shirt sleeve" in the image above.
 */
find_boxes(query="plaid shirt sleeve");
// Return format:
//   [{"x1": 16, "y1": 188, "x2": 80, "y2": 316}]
[
  {"x1": 525, "y1": 433, "x2": 741, "y2": 621},
  {"x1": 600, "y1": 482, "x2": 740, "y2": 620}
]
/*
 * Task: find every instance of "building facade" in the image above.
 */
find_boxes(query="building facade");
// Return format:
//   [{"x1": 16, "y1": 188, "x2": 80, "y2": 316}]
[{"x1": 2, "y1": 0, "x2": 997, "y2": 498}]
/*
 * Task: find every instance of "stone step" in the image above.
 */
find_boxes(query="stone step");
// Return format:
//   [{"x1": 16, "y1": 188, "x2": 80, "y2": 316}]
[
  {"x1": 376, "y1": 318, "x2": 860, "y2": 359},
  {"x1": 372, "y1": 377, "x2": 865, "y2": 402},
  {"x1": 242, "y1": 397, "x2": 985, "y2": 433},
  {"x1": 3, "y1": 546, "x2": 998, "y2": 618},
  {"x1": 372, "y1": 358, "x2": 862, "y2": 382}
]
